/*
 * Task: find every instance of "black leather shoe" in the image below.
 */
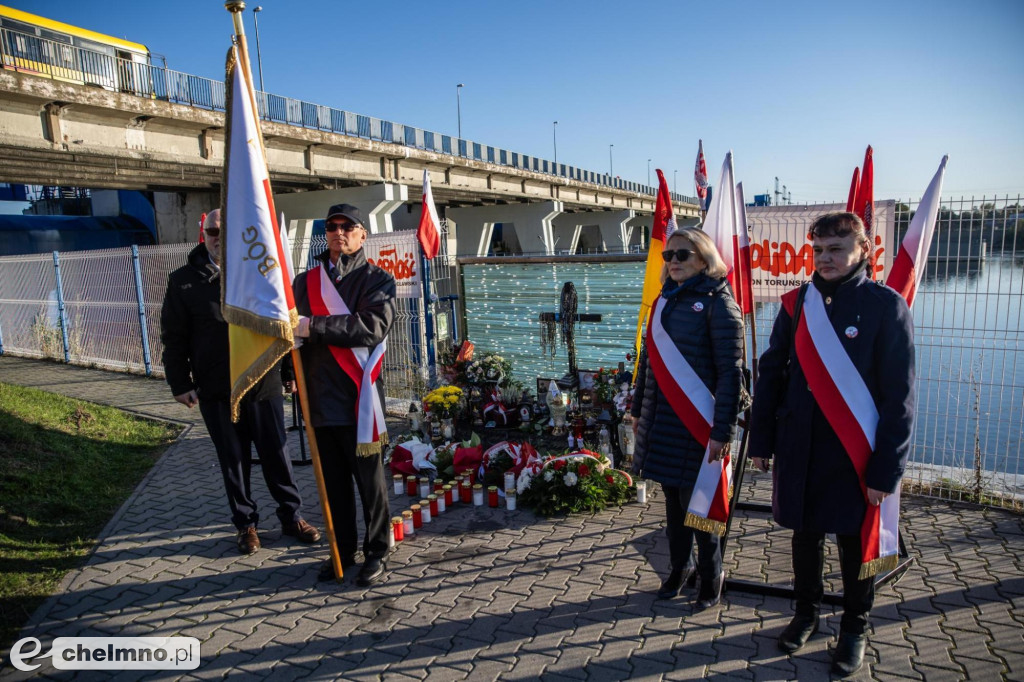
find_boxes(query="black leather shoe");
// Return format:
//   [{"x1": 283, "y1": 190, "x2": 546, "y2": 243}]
[
  {"x1": 656, "y1": 565, "x2": 695, "y2": 599},
  {"x1": 356, "y1": 557, "x2": 386, "y2": 587},
  {"x1": 317, "y1": 556, "x2": 356, "y2": 582},
  {"x1": 831, "y1": 631, "x2": 867, "y2": 676},
  {"x1": 696, "y1": 570, "x2": 725, "y2": 609},
  {"x1": 778, "y1": 613, "x2": 820, "y2": 653}
]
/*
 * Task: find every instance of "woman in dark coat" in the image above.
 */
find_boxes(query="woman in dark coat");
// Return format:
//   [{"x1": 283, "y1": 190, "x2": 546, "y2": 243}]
[
  {"x1": 631, "y1": 227, "x2": 744, "y2": 609},
  {"x1": 749, "y1": 212, "x2": 915, "y2": 676}
]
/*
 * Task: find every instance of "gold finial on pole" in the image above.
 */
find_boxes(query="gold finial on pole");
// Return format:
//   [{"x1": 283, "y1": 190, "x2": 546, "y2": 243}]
[{"x1": 225, "y1": 1, "x2": 246, "y2": 36}]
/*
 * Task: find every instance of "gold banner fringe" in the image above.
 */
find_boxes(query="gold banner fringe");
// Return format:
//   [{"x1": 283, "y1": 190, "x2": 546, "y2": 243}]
[
  {"x1": 229, "y1": 337, "x2": 292, "y2": 422},
  {"x1": 223, "y1": 304, "x2": 295, "y2": 341},
  {"x1": 355, "y1": 441, "x2": 382, "y2": 457},
  {"x1": 858, "y1": 553, "x2": 899, "y2": 580},
  {"x1": 684, "y1": 512, "x2": 727, "y2": 537}
]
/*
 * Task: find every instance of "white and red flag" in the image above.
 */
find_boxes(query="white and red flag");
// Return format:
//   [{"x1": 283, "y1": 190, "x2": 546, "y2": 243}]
[
  {"x1": 703, "y1": 152, "x2": 753, "y2": 314},
  {"x1": 886, "y1": 156, "x2": 947, "y2": 307},
  {"x1": 417, "y1": 169, "x2": 442, "y2": 260},
  {"x1": 221, "y1": 44, "x2": 295, "y2": 421},
  {"x1": 695, "y1": 139, "x2": 711, "y2": 212}
]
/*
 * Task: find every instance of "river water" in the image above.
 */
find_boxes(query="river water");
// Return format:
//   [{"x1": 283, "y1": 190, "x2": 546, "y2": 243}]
[{"x1": 462, "y1": 256, "x2": 1024, "y2": 485}]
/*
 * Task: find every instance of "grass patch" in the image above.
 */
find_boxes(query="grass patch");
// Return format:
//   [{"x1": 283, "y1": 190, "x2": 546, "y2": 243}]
[
  {"x1": 0, "y1": 382, "x2": 181, "y2": 653},
  {"x1": 903, "y1": 477, "x2": 1024, "y2": 513}
]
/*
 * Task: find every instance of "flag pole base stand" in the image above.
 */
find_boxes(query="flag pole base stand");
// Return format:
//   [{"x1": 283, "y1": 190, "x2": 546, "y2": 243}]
[{"x1": 725, "y1": 535, "x2": 912, "y2": 604}]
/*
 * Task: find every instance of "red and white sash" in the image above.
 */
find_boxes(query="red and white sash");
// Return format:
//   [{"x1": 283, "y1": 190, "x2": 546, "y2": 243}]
[
  {"x1": 785, "y1": 284, "x2": 900, "y2": 578},
  {"x1": 307, "y1": 264, "x2": 388, "y2": 456},
  {"x1": 646, "y1": 296, "x2": 732, "y2": 536}
]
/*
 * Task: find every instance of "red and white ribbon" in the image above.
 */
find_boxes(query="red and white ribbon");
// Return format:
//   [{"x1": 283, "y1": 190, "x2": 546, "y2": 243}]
[
  {"x1": 646, "y1": 296, "x2": 731, "y2": 535},
  {"x1": 308, "y1": 264, "x2": 387, "y2": 455},
  {"x1": 787, "y1": 284, "x2": 899, "y2": 577}
]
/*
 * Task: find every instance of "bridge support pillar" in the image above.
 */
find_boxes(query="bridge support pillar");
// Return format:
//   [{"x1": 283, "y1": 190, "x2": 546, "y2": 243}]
[
  {"x1": 447, "y1": 201, "x2": 563, "y2": 256},
  {"x1": 272, "y1": 184, "x2": 408, "y2": 234},
  {"x1": 154, "y1": 191, "x2": 219, "y2": 244},
  {"x1": 552, "y1": 209, "x2": 636, "y2": 254}
]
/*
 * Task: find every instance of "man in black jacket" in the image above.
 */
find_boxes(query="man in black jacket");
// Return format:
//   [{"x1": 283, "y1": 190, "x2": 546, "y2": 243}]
[
  {"x1": 161, "y1": 209, "x2": 320, "y2": 555},
  {"x1": 292, "y1": 203, "x2": 396, "y2": 587}
]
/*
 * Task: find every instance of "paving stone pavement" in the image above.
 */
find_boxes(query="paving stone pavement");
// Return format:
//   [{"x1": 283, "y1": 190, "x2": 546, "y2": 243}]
[{"x1": 1, "y1": 355, "x2": 1022, "y2": 681}]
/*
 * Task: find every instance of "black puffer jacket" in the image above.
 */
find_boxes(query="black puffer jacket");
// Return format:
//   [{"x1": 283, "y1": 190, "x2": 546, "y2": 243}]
[
  {"x1": 160, "y1": 243, "x2": 289, "y2": 403},
  {"x1": 748, "y1": 265, "x2": 915, "y2": 535},
  {"x1": 631, "y1": 274, "x2": 744, "y2": 488},
  {"x1": 292, "y1": 248, "x2": 396, "y2": 428}
]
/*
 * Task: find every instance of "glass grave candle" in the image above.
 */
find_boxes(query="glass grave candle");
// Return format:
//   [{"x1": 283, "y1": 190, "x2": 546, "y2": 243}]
[
  {"x1": 406, "y1": 475, "x2": 418, "y2": 497},
  {"x1": 392, "y1": 474, "x2": 404, "y2": 495},
  {"x1": 506, "y1": 490, "x2": 517, "y2": 511},
  {"x1": 419, "y1": 499, "x2": 431, "y2": 523},
  {"x1": 488, "y1": 485, "x2": 499, "y2": 507},
  {"x1": 443, "y1": 484, "x2": 454, "y2": 506},
  {"x1": 473, "y1": 483, "x2": 484, "y2": 506},
  {"x1": 402, "y1": 510, "x2": 414, "y2": 536},
  {"x1": 411, "y1": 504, "x2": 423, "y2": 528},
  {"x1": 392, "y1": 516, "x2": 404, "y2": 542},
  {"x1": 428, "y1": 494, "x2": 439, "y2": 517}
]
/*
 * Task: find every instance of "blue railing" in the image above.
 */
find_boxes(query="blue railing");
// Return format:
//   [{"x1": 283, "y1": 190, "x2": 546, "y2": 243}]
[{"x1": 0, "y1": 26, "x2": 698, "y2": 205}]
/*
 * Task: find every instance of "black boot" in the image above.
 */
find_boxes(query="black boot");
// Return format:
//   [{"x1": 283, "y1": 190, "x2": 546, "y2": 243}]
[
  {"x1": 696, "y1": 570, "x2": 725, "y2": 609},
  {"x1": 777, "y1": 613, "x2": 819, "y2": 653},
  {"x1": 656, "y1": 565, "x2": 695, "y2": 599},
  {"x1": 832, "y1": 631, "x2": 867, "y2": 676}
]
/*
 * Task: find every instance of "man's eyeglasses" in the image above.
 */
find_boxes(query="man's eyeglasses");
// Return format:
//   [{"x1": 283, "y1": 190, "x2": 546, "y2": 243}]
[
  {"x1": 661, "y1": 248, "x2": 694, "y2": 263},
  {"x1": 325, "y1": 221, "x2": 363, "y2": 233},
  {"x1": 204, "y1": 227, "x2": 220, "y2": 237}
]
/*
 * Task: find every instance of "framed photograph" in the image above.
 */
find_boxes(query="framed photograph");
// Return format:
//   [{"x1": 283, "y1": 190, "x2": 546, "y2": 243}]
[
  {"x1": 536, "y1": 377, "x2": 552, "y2": 397},
  {"x1": 577, "y1": 370, "x2": 597, "y2": 391}
]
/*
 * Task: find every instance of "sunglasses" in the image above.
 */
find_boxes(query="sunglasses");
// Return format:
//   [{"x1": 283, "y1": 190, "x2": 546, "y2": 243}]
[
  {"x1": 325, "y1": 221, "x2": 363, "y2": 233},
  {"x1": 661, "y1": 248, "x2": 694, "y2": 263},
  {"x1": 204, "y1": 227, "x2": 220, "y2": 237}
]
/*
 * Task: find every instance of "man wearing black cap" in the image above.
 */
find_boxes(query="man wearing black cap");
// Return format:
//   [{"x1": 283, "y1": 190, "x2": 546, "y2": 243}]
[{"x1": 292, "y1": 203, "x2": 396, "y2": 586}]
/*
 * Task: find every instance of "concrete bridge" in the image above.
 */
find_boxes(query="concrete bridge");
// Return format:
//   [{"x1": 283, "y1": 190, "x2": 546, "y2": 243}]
[{"x1": 0, "y1": 68, "x2": 700, "y2": 255}]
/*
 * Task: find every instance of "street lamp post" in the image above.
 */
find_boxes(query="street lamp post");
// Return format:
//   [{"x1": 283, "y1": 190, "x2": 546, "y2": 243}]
[
  {"x1": 252, "y1": 6, "x2": 264, "y2": 93},
  {"x1": 609, "y1": 144, "x2": 614, "y2": 178},
  {"x1": 647, "y1": 158, "x2": 651, "y2": 187},
  {"x1": 456, "y1": 83, "x2": 464, "y2": 139},
  {"x1": 673, "y1": 170, "x2": 678, "y2": 195},
  {"x1": 553, "y1": 121, "x2": 558, "y2": 168}
]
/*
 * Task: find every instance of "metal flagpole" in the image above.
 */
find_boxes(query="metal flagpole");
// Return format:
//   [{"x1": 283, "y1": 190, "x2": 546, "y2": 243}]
[{"x1": 225, "y1": 0, "x2": 343, "y2": 581}]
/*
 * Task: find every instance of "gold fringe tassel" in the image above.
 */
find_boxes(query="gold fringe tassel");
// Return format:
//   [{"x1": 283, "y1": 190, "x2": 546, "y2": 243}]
[
  {"x1": 684, "y1": 512, "x2": 727, "y2": 537},
  {"x1": 355, "y1": 441, "x2": 382, "y2": 457},
  {"x1": 229, "y1": 336, "x2": 292, "y2": 422},
  {"x1": 858, "y1": 553, "x2": 899, "y2": 580}
]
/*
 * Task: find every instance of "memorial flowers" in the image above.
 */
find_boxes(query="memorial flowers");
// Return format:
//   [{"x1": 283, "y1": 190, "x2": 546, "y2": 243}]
[
  {"x1": 423, "y1": 385, "x2": 463, "y2": 418},
  {"x1": 519, "y1": 450, "x2": 635, "y2": 516},
  {"x1": 465, "y1": 352, "x2": 513, "y2": 386}
]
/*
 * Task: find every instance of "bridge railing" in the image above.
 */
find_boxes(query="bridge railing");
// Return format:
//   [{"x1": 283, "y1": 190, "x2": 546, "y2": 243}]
[{"x1": 0, "y1": 26, "x2": 697, "y2": 206}]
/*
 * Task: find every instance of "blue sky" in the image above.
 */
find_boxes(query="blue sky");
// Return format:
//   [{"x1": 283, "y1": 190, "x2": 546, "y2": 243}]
[{"x1": 8, "y1": 0, "x2": 1023, "y2": 202}]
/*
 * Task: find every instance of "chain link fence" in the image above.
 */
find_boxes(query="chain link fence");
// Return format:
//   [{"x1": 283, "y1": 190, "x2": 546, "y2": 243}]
[{"x1": 0, "y1": 226, "x2": 456, "y2": 403}]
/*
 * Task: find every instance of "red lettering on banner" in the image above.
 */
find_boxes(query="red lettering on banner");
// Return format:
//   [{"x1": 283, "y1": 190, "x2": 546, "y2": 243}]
[
  {"x1": 369, "y1": 246, "x2": 418, "y2": 281},
  {"x1": 751, "y1": 237, "x2": 815, "y2": 277}
]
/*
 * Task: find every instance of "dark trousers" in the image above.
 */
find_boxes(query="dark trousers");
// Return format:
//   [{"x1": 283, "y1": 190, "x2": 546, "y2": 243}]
[
  {"x1": 314, "y1": 425, "x2": 390, "y2": 561},
  {"x1": 199, "y1": 396, "x2": 302, "y2": 531},
  {"x1": 792, "y1": 530, "x2": 875, "y2": 635},
  {"x1": 662, "y1": 483, "x2": 722, "y2": 583}
]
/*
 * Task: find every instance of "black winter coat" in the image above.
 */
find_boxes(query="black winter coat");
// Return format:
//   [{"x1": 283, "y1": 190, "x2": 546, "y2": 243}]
[
  {"x1": 631, "y1": 274, "x2": 744, "y2": 489},
  {"x1": 748, "y1": 266, "x2": 915, "y2": 535},
  {"x1": 160, "y1": 243, "x2": 290, "y2": 403},
  {"x1": 292, "y1": 248, "x2": 396, "y2": 429}
]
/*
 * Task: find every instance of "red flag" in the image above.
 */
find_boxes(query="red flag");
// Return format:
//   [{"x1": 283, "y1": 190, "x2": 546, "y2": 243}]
[
  {"x1": 845, "y1": 167, "x2": 860, "y2": 213},
  {"x1": 417, "y1": 169, "x2": 441, "y2": 259},
  {"x1": 199, "y1": 212, "x2": 207, "y2": 243},
  {"x1": 694, "y1": 140, "x2": 710, "y2": 212},
  {"x1": 854, "y1": 146, "x2": 876, "y2": 277},
  {"x1": 886, "y1": 156, "x2": 948, "y2": 307}
]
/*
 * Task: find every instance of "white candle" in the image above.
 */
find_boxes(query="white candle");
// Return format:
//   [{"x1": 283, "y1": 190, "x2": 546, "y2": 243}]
[
  {"x1": 437, "y1": 495, "x2": 446, "y2": 514},
  {"x1": 506, "y1": 492, "x2": 517, "y2": 511},
  {"x1": 636, "y1": 480, "x2": 648, "y2": 504},
  {"x1": 503, "y1": 471, "x2": 516, "y2": 492}
]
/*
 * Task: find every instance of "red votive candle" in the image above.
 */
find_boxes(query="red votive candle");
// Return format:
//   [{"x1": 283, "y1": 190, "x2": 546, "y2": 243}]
[
  {"x1": 392, "y1": 516, "x2": 404, "y2": 542},
  {"x1": 411, "y1": 504, "x2": 422, "y2": 528},
  {"x1": 428, "y1": 494, "x2": 439, "y2": 517},
  {"x1": 434, "y1": 480, "x2": 444, "y2": 494},
  {"x1": 444, "y1": 484, "x2": 454, "y2": 506},
  {"x1": 488, "y1": 485, "x2": 499, "y2": 507},
  {"x1": 461, "y1": 479, "x2": 473, "y2": 503},
  {"x1": 406, "y1": 475, "x2": 418, "y2": 496}
]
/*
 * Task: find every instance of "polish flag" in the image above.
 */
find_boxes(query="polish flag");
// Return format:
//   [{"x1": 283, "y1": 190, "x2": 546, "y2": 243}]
[
  {"x1": 417, "y1": 169, "x2": 442, "y2": 260},
  {"x1": 703, "y1": 152, "x2": 753, "y2": 314},
  {"x1": 695, "y1": 139, "x2": 711, "y2": 212},
  {"x1": 886, "y1": 156, "x2": 948, "y2": 307}
]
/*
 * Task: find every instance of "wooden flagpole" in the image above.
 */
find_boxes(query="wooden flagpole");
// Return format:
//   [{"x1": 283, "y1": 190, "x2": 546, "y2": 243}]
[{"x1": 225, "y1": 0, "x2": 343, "y2": 581}]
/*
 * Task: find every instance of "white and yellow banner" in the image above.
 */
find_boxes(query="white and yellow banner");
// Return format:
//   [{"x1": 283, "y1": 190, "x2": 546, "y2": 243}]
[{"x1": 221, "y1": 46, "x2": 296, "y2": 420}]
